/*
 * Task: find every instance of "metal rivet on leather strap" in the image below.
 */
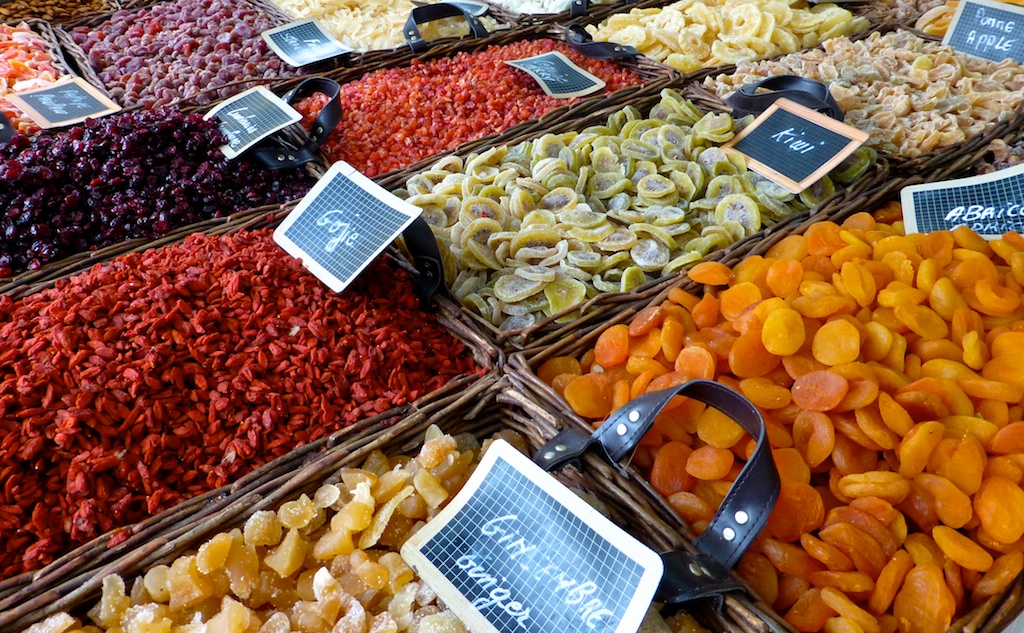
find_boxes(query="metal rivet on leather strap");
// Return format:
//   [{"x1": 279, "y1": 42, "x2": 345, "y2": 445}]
[
  {"x1": 316, "y1": 127, "x2": 323, "y2": 134},
  {"x1": 543, "y1": 451, "x2": 555, "y2": 460},
  {"x1": 735, "y1": 510, "x2": 749, "y2": 525},
  {"x1": 616, "y1": 423, "x2": 627, "y2": 436},
  {"x1": 628, "y1": 410, "x2": 640, "y2": 422},
  {"x1": 277, "y1": 155, "x2": 285, "y2": 161},
  {"x1": 555, "y1": 444, "x2": 566, "y2": 451},
  {"x1": 722, "y1": 527, "x2": 736, "y2": 541},
  {"x1": 288, "y1": 155, "x2": 295, "y2": 161},
  {"x1": 688, "y1": 563, "x2": 702, "y2": 577}
]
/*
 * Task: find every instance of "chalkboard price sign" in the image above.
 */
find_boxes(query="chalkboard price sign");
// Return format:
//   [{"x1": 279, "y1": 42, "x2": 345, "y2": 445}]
[
  {"x1": 402, "y1": 440, "x2": 663, "y2": 633},
  {"x1": 723, "y1": 97, "x2": 868, "y2": 194},
  {"x1": 273, "y1": 161, "x2": 423, "y2": 292},
  {"x1": 6, "y1": 77, "x2": 120, "y2": 129},
  {"x1": 505, "y1": 51, "x2": 606, "y2": 99},
  {"x1": 942, "y1": 0, "x2": 1024, "y2": 63},
  {"x1": 901, "y1": 162, "x2": 1024, "y2": 238},
  {"x1": 203, "y1": 86, "x2": 301, "y2": 159},
  {"x1": 262, "y1": 19, "x2": 353, "y2": 67},
  {"x1": 0, "y1": 111, "x2": 12, "y2": 143}
]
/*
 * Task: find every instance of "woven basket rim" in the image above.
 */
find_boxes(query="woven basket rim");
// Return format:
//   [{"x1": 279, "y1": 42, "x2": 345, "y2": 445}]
[{"x1": 0, "y1": 0, "x2": 122, "y2": 25}]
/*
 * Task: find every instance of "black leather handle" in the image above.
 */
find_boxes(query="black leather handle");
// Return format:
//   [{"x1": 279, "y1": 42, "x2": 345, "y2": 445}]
[
  {"x1": 247, "y1": 77, "x2": 342, "y2": 171},
  {"x1": 0, "y1": 111, "x2": 13, "y2": 144},
  {"x1": 401, "y1": 216, "x2": 447, "y2": 305},
  {"x1": 563, "y1": 23, "x2": 640, "y2": 59},
  {"x1": 569, "y1": 0, "x2": 638, "y2": 17},
  {"x1": 725, "y1": 75, "x2": 844, "y2": 121},
  {"x1": 404, "y1": 4, "x2": 489, "y2": 54},
  {"x1": 535, "y1": 379, "x2": 780, "y2": 606}
]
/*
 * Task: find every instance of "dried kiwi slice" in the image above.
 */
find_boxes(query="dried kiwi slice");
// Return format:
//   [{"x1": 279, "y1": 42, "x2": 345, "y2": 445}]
[
  {"x1": 692, "y1": 112, "x2": 735, "y2": 143},
  {"x1": 637, "y1": 174, "x2": 677, "y2": 199},
  {"x1": 714, "y1": 194, "x2": 761, "y2": 235},
  {"x1": 830, "y1": 147, "x2": 876, "y2": 184},
  {"x1": 595, "y1": 228, "x2": 639, "y2": 252},
  {"x1": 558, "y1": 204, "x2": 605, "y2": 228},
  {"x1": 461, "y1": 217, "x2": 504, "y2": 247},
  {"x1": 621, "y1": 138, "x2": 660, "y2": 160},
  {"x1": 568, "y1": 223, "x2": 616, "y2": 243},
  {"x1": 620, "y1": 266, "x2": 648, "y2": 292},
  {"x1": 662, "y1": 251, "x2": 703, "y2": 276},
  {"x1": 630, "y1": 160, "x2": 659, "y2": 187},
  {"x1": 591, "y1": 147, "x2": 624, "y2": 174},
  {"x1": 567, "y1": 250, "x2": 602, "y2": 270},
  {"x1": 515, "y1": 265, "x2": 557, "y2": 283},
  {"x1": 588, "y1": 174, "x2": 631, "y2": 199},
  {"x1": 510, "y1": 228, "x2": 561, "y2": 256},
  {"x1": 631, "y1": 239, "x2": 671, "y2": 272},
  {"x1": 494, "y1": 275, "x2": 546, "y2": 303},
  {"x1": 539, "y1": 187, "x2": 579, "y2": 213},
  {"x1": 799, "y1": 176, "x2": 836, "y2": 208},
  {"x1": 500, "y1": 313, "x2": 537, "y2": 331},
  {"x1": 544, "y1": 279, "x2": 588, "y2": 316}
]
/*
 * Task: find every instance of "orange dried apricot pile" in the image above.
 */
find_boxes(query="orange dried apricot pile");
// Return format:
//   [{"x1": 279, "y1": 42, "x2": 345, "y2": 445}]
[{"x1": 538, "y1": 206, "x2": 1024, "y2": 633}]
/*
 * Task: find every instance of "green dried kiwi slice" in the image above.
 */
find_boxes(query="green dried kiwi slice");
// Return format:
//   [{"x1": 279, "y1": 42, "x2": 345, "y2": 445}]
[
  {"x1": 558, "y1": 260, "x2": 593, "y2": 282},
  {"x1": 640, "y1": 128, "x2": 663, "y2": 148},
  {"x1": 588, "y1": 195, "x2": 608, "y2": 214},
  {"x1": 568, "y1": 222, "x2": 617, "y2": 243},
  {"x1": 581, "y1": 125, "x2": 615, "y2": 137},
  {"x1": 591, "y1": 146, "x2": 623, "y2": 174},
  {"x1": 597, "y1": 251, "x2": 632, "y2": 272},
  {"x1": 405, "y1": 193, "x2": 449, "y2": 209},
  {"x1": 575, "y1": 166, "x2": 591, "y2": 196},
  {"x1": 508, "y1": 188, "x2": 536, "y2": 219},
  {"x1": 501, "y1": 152, "x2": 531, "y2": 172},
  {"x1": 460, "y1": 196, "x2": 508, "y2": 225},
  {"x1": 649, "y1": 102, "x2": 671, "y2": 121},
  {"x1": 830, "y1": 146, "x2": 876, "y2": 185},
  {"x1": 558, "y1": 204, "x2": 605, "y2": 228},
  {"x1": 544, "y1": 171, "x2": 579, "y2": 191},
  {"x1": 606, "y1": 191, "x2": 632, "y2": 212},
  {"x1": 714, "y1": 194, "x2": 761, "y2": 235},
  {"x1": 588, "y1": 174, "x2": 631, "y2": 199},
  {"x1": 705, "y1": 175, "x2": 747, "y2": 200},
  {"x1": 514, "y1": 265, "x2": 557, "y2": 283},
  {"x1": 538, "y1": 240, "x2": 570, "y2": 267},
  {"x1": 681, "y1": 134, "x2": 710, "y2": 162},
  {"x1": 663, "y1": 222, "x2": 695, "y2": 238},
  {"x1": 461, "y1": 174, "x2": 485, "y2": 198},
  {"x1": 637, "y1": 191, "x2": 680, "y2": 209},
  {"x1": 630, "y1": 161, "x2": 659, "y2": 187},
  {"x1": 510, "y1": 228, "x2": 561, "y2": 256},
  {"x1": 632, "y1": 223, "x2": 678, "y2": 249},
  {"x1": 461, "y1": 217, "x2": 504, "y2": 247},
  {"x1": 559, "y1": 146, "x2": 580, "y2": 173},
  {"x1": 692, "y1": 112, "x2": 735, "y2": 143},
  {"x1": 682, "y1": 161, "x2": 706, "y2": 196},
  {"x1": 453, "y1": 271, "x2": 487, "y2": 300},
  {"x1": 799, "y1": 175, "x2": 836, "y2": 209},
  {"x1": 465, "y1": 240, "x2": 502, "y2": 270},
  {"x1": 516, "y1": 178, "x2": 549, "y2": 197},
  {"x1": 631, "y1": 238, "x2": 671, "y2": 272},
  {"x1": 458, "y1": 245, "x2": 489, "y2": 271},
  {"x1": 696, "y1": 147, "x2": 735, "y2": 176},
  {"x1": 433, "y1": 181, "x2": 461, "y2": 197},
  {"x1": 621, "y1": 138, "x2": 660, "y2": 162},
  {"x1": 477, "y1": 184, "x2": 506, "y2": 202},
  {"x1": 682, "y1": 236, "x2": 716, "y2": 256},
  {"x1": 406, "y1": 174, "x2": 435, "y2": 196},
  {"x1": 621, "y1": 118, "x2": 665, "y2": 140},
  {"x1": 688, "y1": 197, "x2": 720, "y2": 213},
  {"x1": 646, "y1": 205, "x2": 689, "y2": 226},
  {"x1": 462, "y1": 292, "x2": 492, "y2": 319},
  {"x1": 698, "y1": 226, "x2": 734, "y2": 250},
  {"x1": 521, "y1": 209, "x2": 558, "y2": 229},
  {"x1": 494, "y1": 275, "x2": 546, "y2": 303},
  {"x1": 661, "y1": 142, "x2": 688, "y2": 163},
  {"x1": 620, "y1": 266, "x2": 648, "y2": 292},
  {"x1": 420, "y1": 206, "x2": 449, "y2": 229},
  {"x1": 603, "y1": 267, "x2": 623, "y2": 282},
  {"x1": 470, "y1": 165, "x2": 501, "y2": 183},
  {"x1": 519, "y1": 291, "x2": 550, "y2": 312},
  {"x1": 669, "y1": 171, "x2": 698, "y2": 202},
  {"x1": 637, "y1": 174, "x2": 677, "y2": 199},
  {"x1": 658, "y1": 124, "x2": 690, "y2": 149},
  {"x1": 606, "y1": 109, "x2": 628, "y2": 134},
  {"x1": 494, "y1": 240, "x2": 511, "y2": 265},
  {"x1": 539, "y1": 187, "x2": 579, "y2": 213},
  {"x1": 500, "y1": 313, "x2": 537, "y2": 332},
  {"x1": 486, "y1": 230, "x2": 518, "y2": 250},
  {"x1": 591, "y1": 135, "x2": 622, "y2": 154},
  {"x1": 608, "y1": 208, "x2": 647, "y2": 225},
  {"x1": 533, "y1": 134, "x2": 568, "y2": 161},
  {"x1": 544, "y1": 279, "x2": 588, "y2": 317},
  {"x1": 595, "y1": 228, "x2": 639, "y2": 252},
  {"x1": 567, "y1": 250, "x2": 602, "y2": 270},
  {"x1": 755, "y1": 178, "x2": 795, "y2": 200},
  {"x1": 431, "y1": 155, "x2": 464, "y2": 173},
  {"x1": 662, "y1": 89, "x2": 704, "y2": 125},
  {"x1": 662, "y1": 251, "x2": 703, "y2": 276},
  {"x1": 592, "y1": 273, "x2": 619, "y2": 293},
  {"x1": 533, "y1": 157, "x2": 569, "y2": 182},
  {"x1": 756, "y1": 191, "x2": 797, "y2": 220},
  {"x1": 726, "y1": 151, "x2": 746, "y2": 174},
  {"x1": 493, "y1": 167, "x2": 523, "y2": 191},
  {"x1": 569, "y1": 132, "x2": 601, "y2": 150}
]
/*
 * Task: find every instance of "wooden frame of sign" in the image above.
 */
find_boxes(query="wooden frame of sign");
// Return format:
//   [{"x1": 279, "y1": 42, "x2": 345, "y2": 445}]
[
  {"x1": 941, "y1": 0, "x2": 1024, "y2": 64},
  {"x1": 6, "y1": 77, "x2": 120, "y2": 129},
  {"x1": 722, "y1": 97, "x2": 868, "y2": 194}
]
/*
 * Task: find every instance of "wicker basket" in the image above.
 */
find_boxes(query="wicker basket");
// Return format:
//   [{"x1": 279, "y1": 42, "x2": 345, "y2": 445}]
[
  {"x1": 0, "y1": 1, "x2": 121, "y2": 26},
  {"x1": 477, "y1": 0, "x2": 675, "y2": 28},
  {"x1": 0, "y1": 375, "x2": 778, "y2": 633},
  {"x1": 375, "y1": 78, "x2": 893, "y2": 353}
]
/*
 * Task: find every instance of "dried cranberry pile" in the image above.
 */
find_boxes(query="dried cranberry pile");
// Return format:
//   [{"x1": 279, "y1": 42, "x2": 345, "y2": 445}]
[
  {"x1": 0, "y1": 109, "x2": 314, "y2": 277},
  {"x1": 70, "y1": 0, "x2": 295, "y2": 108},
  {"x1": 293, "y1": 39, "x2": 644, "y2": 177}
]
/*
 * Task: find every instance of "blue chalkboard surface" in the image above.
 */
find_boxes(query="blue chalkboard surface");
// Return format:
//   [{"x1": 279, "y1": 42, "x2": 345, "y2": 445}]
[
  {"x1": 723, "y1": 97, "x2": 867, "y2": 193},
  {"x1": 901, "y1": 162, "x2": 1024, "y2": 238},
  {"x1": 403, "y1": 440, "x2": 663, "y2": 633},
  {"x1": 6, "y1": 77, "x2": 119, "y2": 128},
  {"x1": 262, "y1": 19, "x2": 352, "y2": 67},
  {"x1": 505, "y1": 52, "x2": 605, "y2": 98},
  {"x1": 273, "y1": 162, "x2": 422, "y2": 292},
  {"x1": 942, "y1": 0, "x2": 1024, "y2": 63}
]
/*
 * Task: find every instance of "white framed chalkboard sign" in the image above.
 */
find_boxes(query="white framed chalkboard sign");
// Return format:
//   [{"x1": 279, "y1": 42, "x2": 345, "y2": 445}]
[
  {"x1": 402, "y1": 440, "x2": 663, "y2": 633},
  {"x1": 6, "y1": 77, "x2": 120, "y2": 129},
  {"x1": 262, "y1": 19, "x2": 353, "y2": 68},
  {"x1": 942, "y1": 0, "x2": 1024, "y2": 64},
  {"x1": 505, "y1": 52, "x2": 606, "y2": 99},
  {"x1": 273, "y1": 161, "x2": 423, "y2": 293},
  {"x1": 901, "y1": 162, "x2": 1024, "y2": 238},
  {"x1": 723, "y1": 97, "x2": 868, "y2": 194},
  {"x1": 203, "y1": 86, "x2": 301, "y2": 159}
]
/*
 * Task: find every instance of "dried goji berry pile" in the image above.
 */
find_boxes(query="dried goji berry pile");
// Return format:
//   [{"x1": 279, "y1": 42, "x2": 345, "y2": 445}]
[
  {"x1": 539, "y1": 208, "x2": 1024, "y2": 633},
  {"x1": 0, "y1": 229, "x2": 480, "y2": 577},
  {"x1": 293, "y1": 39, "x2": 644, "y2": 178}
]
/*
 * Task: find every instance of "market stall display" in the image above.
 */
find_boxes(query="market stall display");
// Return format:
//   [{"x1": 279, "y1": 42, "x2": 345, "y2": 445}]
[
  {"x1": 0, "y1": 109, "x2": 316, "y2": 276},
  {"x1": 393, "y1": 89, "x2": 877, "y2": 332},
  {"x1": 0, "y1": 230, "x2": 482, "y2": 577},
  {"x1": 291, "y1": 37, "x2": 647, "y2": 178},
  {"x1": 67, "y1": 0, "x2": 300, "y2": 108},
  {"x1": 530, "y1": 212, "x2": 1024, "y2": 633},
  {"x1": 584, "y1": 0, "x2": 870, "y2": 72},
  {"x1": 262, "y1": 0, "x2": 510, "y2": 52},
  {"x1": 0, "y1": 21, "x2": 77, "y2": 136},
  {"x1": 0, "y1": 0, "x2": 118, "y2": 24},
  {"x1": 701, "y1": 30, "x2": 1024, "y2": 159}
]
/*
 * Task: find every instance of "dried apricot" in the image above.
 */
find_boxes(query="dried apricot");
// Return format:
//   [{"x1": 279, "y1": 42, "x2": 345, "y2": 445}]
[
  {"x1": 792, "y1": 371, "x2": 849, "y2": 412},
  {"x1": 793, "y1": 411, "x2": 836, "y2": 468},
  {"x1": 650, "y1": 441, "x2": 694, "y2": 497},
  {"x1": 696, "y1": 407, "x2": 746, "y2": 448},
  {"x1": 820, "y1": 587, "x2": 881, "y2": 633},
  {"x1": 737, "y1": 552, "x2": 780, "y2": 606},
  {"x1": 767, "y1": 259, "x2": 804, "y2": 298},
  {"x1": 688, "y1": 261, "x2": 734, "y2": 286},
  {"x1": 674, "y1": 346, "x2": 717, "y2": 380},
  {"x1": 914, "y1": 473, "x2": 973, "y2": 529},
  {"x1": 974, "y1": 476, "x2": 1024, "y2": 544},
  {"x1": 563, "y1": 373, "x2": 613, "y2": 419},
  {"x1": 685, "y1": 445, "x2": 734, "y2": 480},
  {"x1": 971, "y1": 551, "x2": 1024, "y2": 603},
  {"x1": 594, "y1": 324, "x2": 630, "y2": 368},
  {"x1": 932, "y1": 525, "x2": 993, "y2": 572},
  {"x1": 786, "y1": 588, "x2": 836, "y2": 633},
  {"x1": 896, "y1": 421, "x2": 945, "y2": 479},
  {"x1": 868, "y1": 550, "x2": 914, "y2": 615},
  {"x1": 729, "y1": 330, "x2": 781, "y2": 378},
  {"x1": 893, "y1": 565, "x2": 956, "y2": 633},
  {"x1": 767, "y1": 484, "x2": 824, "y2": 542},
  {"x1": 629, "y1": 305, "x2": 665, "y2": 337}
]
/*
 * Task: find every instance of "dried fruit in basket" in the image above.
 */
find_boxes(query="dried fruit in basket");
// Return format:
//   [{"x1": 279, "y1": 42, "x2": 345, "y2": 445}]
[
  {"x1": 291, "y1": 39, "x2": 642, "y2": 178},
  {"x1": 487, "y1": 0, "x2": 614, "y2": 14},
  {"x1": 0, "y1": 0, "x2": 113, "y2": 22},
  {"x1": 70, "y1": 0, "x2": 297, "y2": 108},
  {"x1": 390, "y1": 88, "x2": 875, "y2": 330},
  {"x1": 265, "y1": 0, "x2": 506, "y2": 51},
  {"x1": 0, "y1": 230, "x2": 481, "y2": 578},
  {"x1": 26, "y1": 426, "x2": 706, "y2": 633},
  {"x1": 916, "y1": 0, "x2": 1024, "y2": 36},
  {"x1": 538, "y1": 208, "x2": 1024, "y2": 632},
  {"x1": 0, "y1": 109, "x2": 314, "y2": 276},
  {"x1": 585, "y1": 0, "x2": 869, "y2": 72},
  {"x1": 0, "y1": 22, "x2": 68, "y2": 136},
  {"x1": 704, "y1": 31, "x2": 1024, "y2": 158}
]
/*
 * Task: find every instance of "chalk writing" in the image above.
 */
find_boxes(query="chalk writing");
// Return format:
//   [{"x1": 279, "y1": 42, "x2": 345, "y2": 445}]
[{"x1": 316, "y1": 210, "x2": 361, "y2": 252}]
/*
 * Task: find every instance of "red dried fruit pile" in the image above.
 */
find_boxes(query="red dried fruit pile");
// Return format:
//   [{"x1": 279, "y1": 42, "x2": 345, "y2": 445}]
[
  {"x1": 293, "y1": 39, "x2": 644, "y2": 177},
  {"x1": 0, "y1": 229, "x2": 481, "y2": 577}
]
